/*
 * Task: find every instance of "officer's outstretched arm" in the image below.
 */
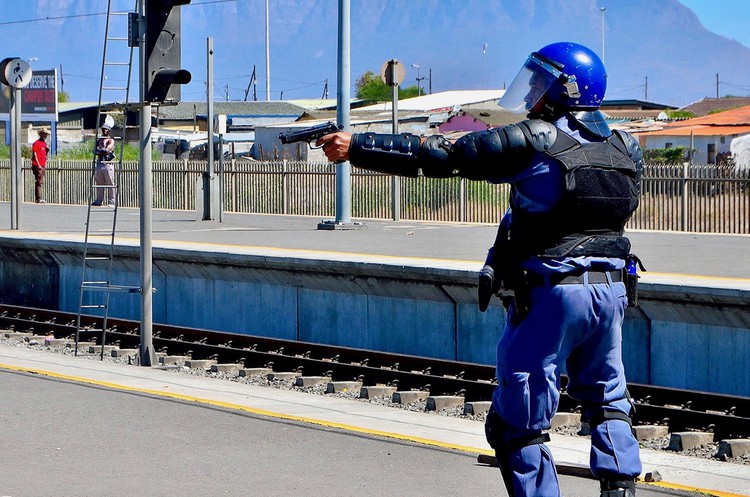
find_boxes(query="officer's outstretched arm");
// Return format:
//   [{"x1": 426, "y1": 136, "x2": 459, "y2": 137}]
[{"x1": 318, "y1": 121, "x2": 556, "y2": 181}]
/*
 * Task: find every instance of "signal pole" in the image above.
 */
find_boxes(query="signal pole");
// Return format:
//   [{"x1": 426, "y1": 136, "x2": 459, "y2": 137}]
[{"x1": 138, "y1": 0, "x2": 155, "y2": 366}]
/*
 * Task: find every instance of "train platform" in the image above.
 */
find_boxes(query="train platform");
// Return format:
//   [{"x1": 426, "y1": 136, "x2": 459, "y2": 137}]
[
  {"x1": 1, "y1": 202, "x2": 750, "y2": 283},
  {"x1": 1, "y1": 342, "x2": 749, "y2": 497}
]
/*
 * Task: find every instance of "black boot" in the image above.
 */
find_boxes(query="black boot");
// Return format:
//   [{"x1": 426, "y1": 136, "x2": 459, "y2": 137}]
[{"x1": 600, "y1": 479, "x2": 636, "y2": 497}]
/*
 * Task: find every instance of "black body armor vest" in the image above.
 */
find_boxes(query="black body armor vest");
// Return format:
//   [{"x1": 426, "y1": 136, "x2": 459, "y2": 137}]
[{"x1": 509, "y1": 123, "x2": 640, "y2": 259}]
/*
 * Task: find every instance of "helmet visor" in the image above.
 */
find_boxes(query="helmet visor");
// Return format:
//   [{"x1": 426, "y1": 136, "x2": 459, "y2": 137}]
[{"x1": 498, "y1": 54, "x2": 559, "y2": 114}]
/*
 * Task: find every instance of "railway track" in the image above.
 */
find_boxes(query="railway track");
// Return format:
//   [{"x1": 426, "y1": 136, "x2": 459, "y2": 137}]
[{"x1": 1, "y1": 303, "x2": 749, "y2": 441}]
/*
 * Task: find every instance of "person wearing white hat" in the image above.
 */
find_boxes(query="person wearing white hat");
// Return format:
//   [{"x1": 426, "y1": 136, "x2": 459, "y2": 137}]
[{"x1": 92, "y1": 123, "x2": 116, "y2": 207}]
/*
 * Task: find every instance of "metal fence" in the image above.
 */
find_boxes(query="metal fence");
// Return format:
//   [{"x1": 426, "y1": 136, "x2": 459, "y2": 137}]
[{"x1": 1, "y1": 159, "x2": 748, "y2": 233}]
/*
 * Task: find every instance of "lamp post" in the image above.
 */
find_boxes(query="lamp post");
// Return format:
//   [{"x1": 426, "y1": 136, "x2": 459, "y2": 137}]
[
  {"x1": 411, "y1": 63, "x2": 424, "y2": 96},
  {"x1": 599, "y1": 7, "x2": 606, "y2": 63},
  {"x1": 482, "y1": 43, "x2": 488, "y2": 89}
]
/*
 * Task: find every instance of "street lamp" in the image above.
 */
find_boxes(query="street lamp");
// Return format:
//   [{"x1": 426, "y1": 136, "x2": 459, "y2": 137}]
[
  {"x1": 599, "y1": 7, "x2": 606, "y2": 63},
  {"x1": 411, "y1": 63, "x2": 424, "y2": 96},
  {"x1": 482, "y1": 43, "x2": 488, "y2": 89}
]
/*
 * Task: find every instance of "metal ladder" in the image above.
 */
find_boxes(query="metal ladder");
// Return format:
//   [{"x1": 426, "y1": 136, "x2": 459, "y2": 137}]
[{"x1": 75, "y1": 0, "x2": 141, "y2": 358}]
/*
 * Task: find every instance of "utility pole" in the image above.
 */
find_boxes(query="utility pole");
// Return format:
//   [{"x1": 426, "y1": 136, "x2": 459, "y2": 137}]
[
  {"x1": 411, "y1": 64, "x2": 424, "y2": 96},
  {"x1": 645, "y1": 76, "x2": 648, "y2": 100},
  {"x1": 244, "y1": 65, "x2": 256, "y2": 101},
  {"x1": 600, "y1": 7, "x2": 606, "y2": 63},
  {"x1": 716, "y1": 73, "x2": 720, "y2": 99}
]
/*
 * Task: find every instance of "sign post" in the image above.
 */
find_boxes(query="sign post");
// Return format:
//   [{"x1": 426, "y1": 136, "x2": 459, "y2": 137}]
[
  {"x1": 0, "y1": 58, "x2": 33, "y2": 229},
  {"x1": 380, "y1": 59, "x2": 404, "y2": 221}
]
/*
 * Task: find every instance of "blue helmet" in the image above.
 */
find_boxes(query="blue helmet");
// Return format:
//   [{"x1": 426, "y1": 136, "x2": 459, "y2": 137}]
[{"x1": 499, "y1": 42, "x2": 607, "y2": 116}]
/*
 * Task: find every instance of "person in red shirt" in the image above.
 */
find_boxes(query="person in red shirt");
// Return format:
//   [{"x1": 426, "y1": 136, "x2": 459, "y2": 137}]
[{"x1": 31, "y1": 128, "x2": 50, "y2": 203}]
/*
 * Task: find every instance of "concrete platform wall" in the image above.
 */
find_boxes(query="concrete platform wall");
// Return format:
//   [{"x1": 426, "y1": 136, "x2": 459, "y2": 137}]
[{"x1": 2, "y1": 237, "x2": 749, "y2": 397}]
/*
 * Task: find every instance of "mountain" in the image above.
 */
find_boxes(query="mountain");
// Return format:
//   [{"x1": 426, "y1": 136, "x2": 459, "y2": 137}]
[
  {"x1": 177, "y1": 0, "x2": 750, "y2": 108},
  {"x1": 18, "y1": 0, "x2": 749, "y2": 108}
]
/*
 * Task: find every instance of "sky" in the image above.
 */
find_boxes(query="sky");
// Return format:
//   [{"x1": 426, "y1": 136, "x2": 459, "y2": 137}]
[
  {"x1": 677, "y1": 0, "x2": 750, "y2": 48},
  {"x1": 1, "y1": 0, "x2": 749, "y2": 105}
]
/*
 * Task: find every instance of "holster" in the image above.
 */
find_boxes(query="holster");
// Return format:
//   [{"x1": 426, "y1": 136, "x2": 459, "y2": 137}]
[
  {"x1": 477, "y1": 214, "x2": 513, "y2": 312},
  {"x1": 623, "y1": 253, "x2": 646, "y2": 308}
]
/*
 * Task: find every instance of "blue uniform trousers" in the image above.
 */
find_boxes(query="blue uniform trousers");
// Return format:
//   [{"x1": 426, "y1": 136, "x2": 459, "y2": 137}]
[{"x1": 489, "y1": 278, "x2": 642, "y2": 497}]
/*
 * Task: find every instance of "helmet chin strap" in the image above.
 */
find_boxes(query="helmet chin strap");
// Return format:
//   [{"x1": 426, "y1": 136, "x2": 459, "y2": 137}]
[{"x1": 527, "y1": 102, "x2": 563, "y2": 121}]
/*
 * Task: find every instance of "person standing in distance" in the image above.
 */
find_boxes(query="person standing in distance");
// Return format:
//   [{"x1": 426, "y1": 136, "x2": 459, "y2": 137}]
[
  {"x1": 317, "y1": 42, "x2": 643, "y2": 497},
  {"x1": 92, "y1": 123, "x2": 116, "y2": 207},
  {"x1": 31, "y1": 128, "x2": 50, "y2": 203}
]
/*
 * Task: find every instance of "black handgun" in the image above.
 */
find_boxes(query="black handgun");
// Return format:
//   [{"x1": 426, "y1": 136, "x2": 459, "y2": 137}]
[{"x1": 278, "y1": 121, "x2": 343, "y2": 145}]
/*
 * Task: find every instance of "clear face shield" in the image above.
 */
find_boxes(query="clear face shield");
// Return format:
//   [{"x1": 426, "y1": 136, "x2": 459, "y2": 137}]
[{"x1": 498, "y1": 54, "x2": 561, "y2": 114}]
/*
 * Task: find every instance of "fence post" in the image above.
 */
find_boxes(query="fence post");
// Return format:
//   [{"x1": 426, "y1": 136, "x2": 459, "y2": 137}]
[
  {"x1": 282, "y1": 159, "x2": 289, "y2": 215},
  {"x1": 55, "y1": 161, "x2": 61, "y2": 204},
  {"x1": 459, "y1": 177, "x2": 466, "y2": 222},
  {"x1": 681, "y1": 162, "x2": 689, "y2": 232}
]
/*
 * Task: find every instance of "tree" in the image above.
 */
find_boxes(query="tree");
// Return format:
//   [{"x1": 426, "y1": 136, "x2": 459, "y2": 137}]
[
  {"x1": 58, "y1": 91, "x2": 70, "y2": 103},
  {"x1": 355, "y1": 70, "x2": 421, "y2": 102},
  {"x1": 643, "y1": 146, "x2": 687, "y2": 163}
]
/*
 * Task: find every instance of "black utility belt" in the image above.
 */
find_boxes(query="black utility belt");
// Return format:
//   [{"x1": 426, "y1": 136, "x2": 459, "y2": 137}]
[{"x1": 526, "y1": 270, "x2": 622, "y2": 287}]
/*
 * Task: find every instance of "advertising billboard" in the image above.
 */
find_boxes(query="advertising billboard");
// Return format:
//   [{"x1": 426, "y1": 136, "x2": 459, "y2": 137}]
[{"x1": 0, "y1": 68, "x2": 58, "y2": 121}]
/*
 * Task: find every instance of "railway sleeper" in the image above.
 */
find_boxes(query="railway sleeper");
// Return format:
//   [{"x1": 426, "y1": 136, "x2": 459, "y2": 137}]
[
  {"x1": 211, "y1": 363, "x2": 243, "y2": 374},
  {"x1": 238, "y1": 367, "x2": 272, "y2": 377},
  {"x1": 717, "y1": 439, "x2": 750, "y2": 459},
  {"x1": 88, "y1": 345, "x2": 117, "y2": 355},
  {"x1": 326, "y1": 381, "x2": 363, "y2": 394},
  {"x1": 111, "y1": 348, "x2": 138, "y2": 358},
  {"x1": 184, "y1": 359, "x2": 217, "y2": 370},
  {"x1": 294, "y1": 376, "x2": 330, "y2": 388}
]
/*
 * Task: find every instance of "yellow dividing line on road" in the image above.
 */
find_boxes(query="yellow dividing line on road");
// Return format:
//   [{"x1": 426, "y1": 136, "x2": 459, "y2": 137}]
[{"x1": 1, "y1": 362, "x2": 747, "y2": 497}]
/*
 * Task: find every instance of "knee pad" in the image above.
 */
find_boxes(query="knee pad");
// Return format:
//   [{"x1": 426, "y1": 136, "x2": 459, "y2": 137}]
[
  {"x1": 485, "y1": 407, "x2": 552, "y2": 497},
  {"x1": 485, "y1": 406, "x2": 551, "y2": 453},
  {"x1": 583, "y1": 395, "x2": 635, "y2": 433}
]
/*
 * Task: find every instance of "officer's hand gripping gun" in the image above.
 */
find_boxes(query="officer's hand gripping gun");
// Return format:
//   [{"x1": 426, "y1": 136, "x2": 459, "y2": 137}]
[{"x1": 278, "y1": 121, "x2": 343, "y2": 146}]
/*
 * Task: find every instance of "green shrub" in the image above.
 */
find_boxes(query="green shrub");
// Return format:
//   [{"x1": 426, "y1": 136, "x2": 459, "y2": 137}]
[
  {"x1": 643, "y1": 146, "x2": 687, "y2": 164},
  {"x1": 56, "y1": 139, "x2": 161, "y2": 161}
]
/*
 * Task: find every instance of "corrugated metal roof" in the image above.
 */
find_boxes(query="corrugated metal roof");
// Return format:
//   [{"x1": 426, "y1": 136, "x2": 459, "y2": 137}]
[
  {"x1": 680, "y1": 97, "x2": 750, "y2": 117},
  {"x1": 155, "y1": 101, "x2": 309, "y2": 120},
  {"x1": 357, "y1": 90, "x2": 504, "y2": 112},
  {"x1": 601, "y1": 110, "x2": 666, "y2": 121}
]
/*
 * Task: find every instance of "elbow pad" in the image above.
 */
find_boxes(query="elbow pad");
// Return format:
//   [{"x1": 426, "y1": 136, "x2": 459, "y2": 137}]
[
  {"x1": 349, "y1": 133, "x2": 422, "y2": 176},
  {"x1": 417, "y1": 135, "x2": 457, "y2": 178}
]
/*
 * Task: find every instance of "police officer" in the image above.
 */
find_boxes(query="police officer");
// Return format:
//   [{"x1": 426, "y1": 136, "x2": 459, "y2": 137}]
[{"x1": 318, "y1": 41, "x2": 642, "y2": 497}]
